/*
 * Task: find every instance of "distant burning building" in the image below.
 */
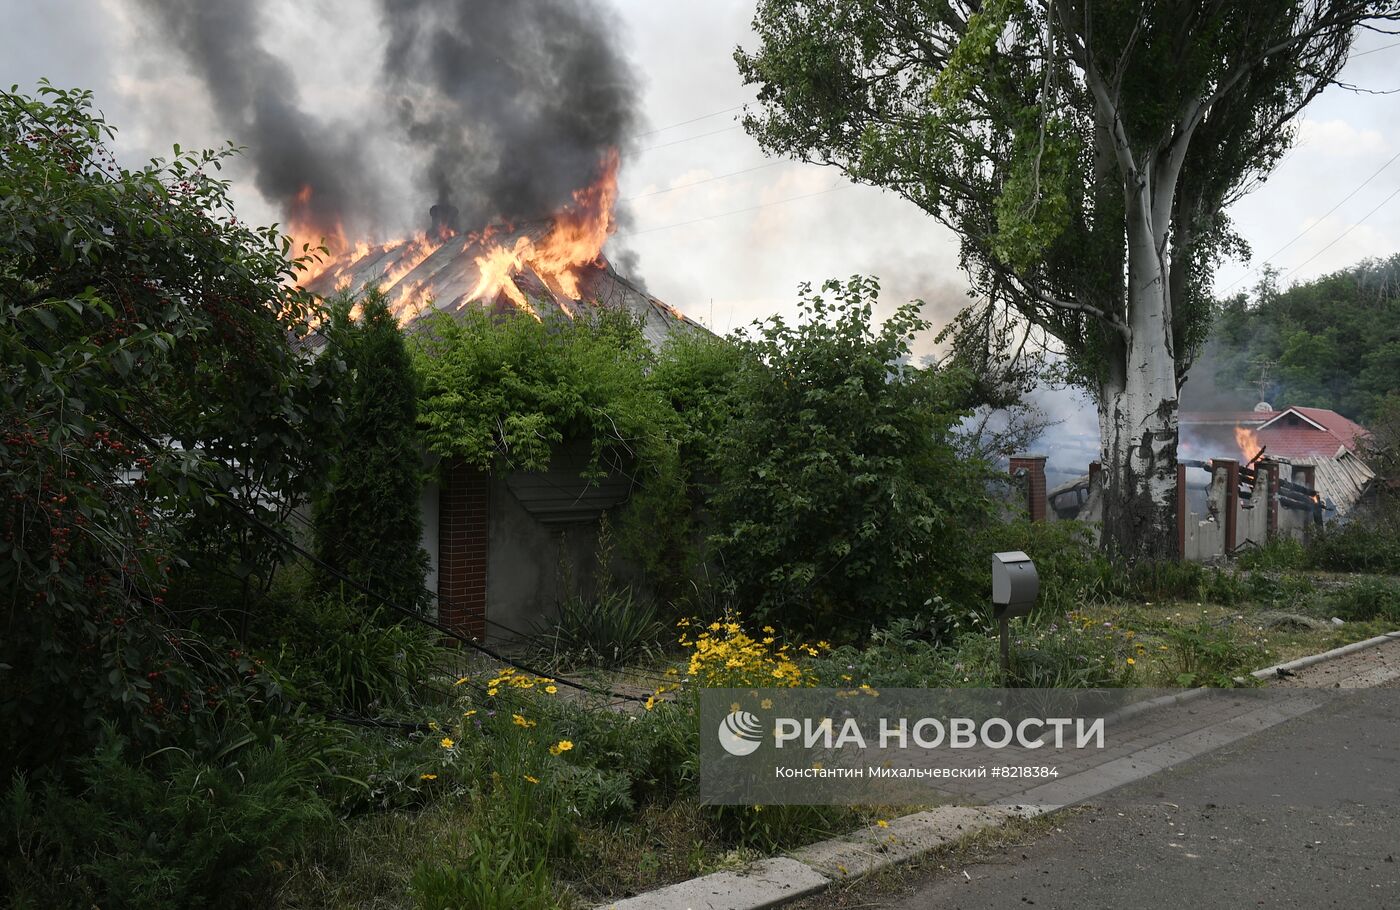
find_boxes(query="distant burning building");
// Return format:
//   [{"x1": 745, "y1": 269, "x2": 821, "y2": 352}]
[{"x1": 1180, "y1": 402, "x2": 1374, "y2": 518}]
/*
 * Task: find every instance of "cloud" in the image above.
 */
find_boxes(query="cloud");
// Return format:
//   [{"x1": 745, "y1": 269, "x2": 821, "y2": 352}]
[{"x1": 1296, "y1": 118, "x2": 1392, "y2": 156}]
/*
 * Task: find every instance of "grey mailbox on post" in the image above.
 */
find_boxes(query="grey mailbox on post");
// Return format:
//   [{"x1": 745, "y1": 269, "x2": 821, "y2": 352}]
[
  {"x1": 991, "y1": 551, "x2": 1039, "y2": 676},
  {"x1": 991, "y1": 550, "x2": 1039, "y2": 619}
]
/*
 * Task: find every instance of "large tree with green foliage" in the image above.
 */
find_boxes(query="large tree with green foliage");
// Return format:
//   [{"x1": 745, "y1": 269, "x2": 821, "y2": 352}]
[
  {"x1": 737, "y1": 0, "x2": 1398, "y2": 560},
  {"x1": 0, "y1": 84, "x2": 334, "y2": 774},
  {"x1": 314, "y1": 288, "x2": 429, "y2": 611}
]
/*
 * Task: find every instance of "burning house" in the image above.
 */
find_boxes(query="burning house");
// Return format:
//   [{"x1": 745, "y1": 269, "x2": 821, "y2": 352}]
[
  {"x1": 286, "y1": 157, "x2": 706, "y2": 643},
  {"x1": 293, "y1": 153, "x2": 698, "y2": 350},
  {"x1": 1030, "y1": 400, "x2": 1375, "y2": 563},
  {"x1": 126, "y1": 0, "x2": 708, "y2": 641},
  {"x1": 1180, "y1": 403, "x2": 1375, "y2": 517}
]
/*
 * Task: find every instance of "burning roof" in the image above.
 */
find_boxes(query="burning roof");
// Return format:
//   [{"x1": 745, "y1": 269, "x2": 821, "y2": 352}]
[
  {"x1": 292, "y1": 151, "x2": 702, "y2": 349},
  {"x1": 1181, "y1": 404, "x2": 1370, "y2": 463}
]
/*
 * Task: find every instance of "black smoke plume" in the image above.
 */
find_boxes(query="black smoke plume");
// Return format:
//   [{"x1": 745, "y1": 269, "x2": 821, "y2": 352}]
[
  {"x1": 138, "y1": 0, "x2": 641, "y2": 241},
  {"x1": 136, "y1": 0, "x2": 380, "y2": 240},
  {"x1": 379, "y1": 0, "x2": 641, "y2": 229}
]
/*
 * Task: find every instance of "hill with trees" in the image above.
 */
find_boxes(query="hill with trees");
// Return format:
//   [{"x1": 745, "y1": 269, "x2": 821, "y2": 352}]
[{"x1": 1207, "y1": 256, "x2": 1400, "y2": 424}]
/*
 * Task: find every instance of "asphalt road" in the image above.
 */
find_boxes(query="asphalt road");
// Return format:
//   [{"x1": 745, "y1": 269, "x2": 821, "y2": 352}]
[{"x1": 794, "y1": 660, "x2": 1400, "y2": 910}]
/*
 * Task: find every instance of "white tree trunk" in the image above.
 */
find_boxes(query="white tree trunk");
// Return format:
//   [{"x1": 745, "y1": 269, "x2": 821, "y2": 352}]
[{"x1": 1099, "y1": 188, "x2": 1180, "y2": 561}]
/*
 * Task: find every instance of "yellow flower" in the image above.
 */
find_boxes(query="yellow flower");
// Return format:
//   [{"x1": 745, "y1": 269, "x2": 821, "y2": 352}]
[
  {"x1": 523, "y1": 774, "x2": 540, "y2": 784},
  {"x1": 512, "y1": 713, "x2": 535, "y2": 728},
  {"x1": 464, "y1": 709, "x2": 477, "y2": 717},
  {"x1": 876, "y1": 819, "x2": 889, "y2": 828},
  {"x1": 440, "y1": 737, "x2": 455, "y2": 749},
  {"x1": 549, "y1": 740, "x2": 574, "y2": 755},
  {"x1": 645, "y1": 695, "x2": 657, "y2": 711},
  {"x1": 487, "y1": 687, "x2": 499, "y2": 697},
  {"x1": 1126, "y1": 658, "x2": 1136, "y2": 666},
  {"x1": 545, "y1": 685, "x2": 558, "y2": 695},
  {"x1": 420, "y1": 773, "x2": 438, "y2": 781},
  {"x1": 453, "y1": 677, "x2": 470, "y2": 687}
]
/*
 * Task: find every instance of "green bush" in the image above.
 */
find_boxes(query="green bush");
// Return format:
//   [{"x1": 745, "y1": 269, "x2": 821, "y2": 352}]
[
  {"x1": 811, "y1": 610, "x2": 1136, "y2": 689},
  {"x1": 1306, "y1": 517, "x2": 1400, "y2": 574},
  {"x1": 1244, "y1": 571, "x2": 1316, "y2": 610},
  {"x1": 261, "y1": 590, "x2": 449, "y2": 714},
  {"x1": 974, "y1": 520, "x2": 1107, "y2": 615},
  {"x1": 315, "y1": 289, "x2": 431, "y2": 611},
  {"x1": 1003, "y1": 620, "x2": 1137, "y2": 688},
  {"x1": 1, "y1": 729, "x2": 328, "y2": 909},
  {"x1": 1156, "y1": 619, "x2": 1268, "y2": 687},
  {"x1": 536, "y1": 521, "x2": 664, "y2": 669},
  {"x1": 410, "y1": 833, "x2": 553, "y2": 910},
  {"x1": 706, "y1": 276, "x2": 995, "y2": 634},
  {"x1": 539, "y1": 587, "x2": 662, "y2": 669},
  {"x1": 1236, "y1": 537, "x2": 1306, "y2": 571},
  {"x1": 1325, "y1": 577, "x2": 1400, "y2": 623},
  {"x1": 1115, "y1": 560, "x2": 1206, "y2": 601}
]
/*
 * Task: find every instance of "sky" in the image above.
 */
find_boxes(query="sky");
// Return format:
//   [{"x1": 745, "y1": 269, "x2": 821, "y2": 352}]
[{"x1": 4, "y1": 0, "x2": 1398, "y2": 469}]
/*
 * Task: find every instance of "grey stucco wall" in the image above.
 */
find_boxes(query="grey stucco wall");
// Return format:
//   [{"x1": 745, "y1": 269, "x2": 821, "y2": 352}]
[{"x1": 484, "y1": 476, "x2": 604, "y2": 644}]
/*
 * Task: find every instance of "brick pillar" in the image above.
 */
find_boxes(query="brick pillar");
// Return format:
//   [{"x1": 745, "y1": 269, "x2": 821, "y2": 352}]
[
  {"x1": 1009, "y1": 454, "x2": 1047, "y2": 522},
  {"x1": 1261, "y1": 461, "x2": 1280, "y2": 536},
  {"x1": 438, "y1": 459, "x2": 488, "y2": 642},
  {"x1": 1176, "y1": 463, "x2": 1188, "y2": 560},
  {"x1": 1215, "y1": 459, "x2": 1240, "y2": 554}
]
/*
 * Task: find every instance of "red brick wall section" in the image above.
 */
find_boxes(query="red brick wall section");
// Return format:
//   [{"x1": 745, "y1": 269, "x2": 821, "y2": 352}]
[
  {"x1": 1009, "y1": 455, "x2": 1047, "y2": 522},
  {"x1": 438, "y1": 459, "x2": 488, "y2": 642}
]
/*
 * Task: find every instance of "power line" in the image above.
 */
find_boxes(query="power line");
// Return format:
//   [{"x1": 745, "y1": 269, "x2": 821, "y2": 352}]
[
  {"x1": 1279, "y1": 181, "x2": 1400, "y2": 281},
  {"x1": 1218, "y1": 147, "x2": 1400, "y2": 295},
  {"x1": 623, "y1": 161, "x2": 782, "y2": 201},
  {"x1": 632, "y1": 105, "x2": 745, "y2": 139},
  {"x1": 1351, "y1": 39, "x2": 1400, "y2": 58},
  {"x1": 619, "y1": 181, "x2": 853, "y2": 237},
  {"x1": 639, "y1": 123, "x2": 744, "y2": 152}
]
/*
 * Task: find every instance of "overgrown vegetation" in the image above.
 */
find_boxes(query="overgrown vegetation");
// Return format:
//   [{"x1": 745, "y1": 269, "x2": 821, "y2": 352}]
[{"x1": 6, "y1": 84, "x2": 1400, "y2": 910}]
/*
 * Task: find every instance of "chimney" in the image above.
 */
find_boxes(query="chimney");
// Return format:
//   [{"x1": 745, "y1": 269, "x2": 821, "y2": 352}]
[{"x1": 1009, "y1": 454, "x2": 1048, "y2": 522}]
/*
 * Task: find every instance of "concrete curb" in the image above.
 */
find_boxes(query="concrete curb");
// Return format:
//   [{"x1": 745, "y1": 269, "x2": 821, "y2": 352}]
[
  {"x1": 594, "y1": 629, "x2": 1400, "y2": 910},
  {"x1": 1247, "y1": 630, "x2": 1400, "y2": 680}
]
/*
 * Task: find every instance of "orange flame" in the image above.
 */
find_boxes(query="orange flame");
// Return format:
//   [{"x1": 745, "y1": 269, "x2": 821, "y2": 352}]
[
  {"x1": 1234, "y1": 425, "x2": 1262, "y2": 463},
  {"x1": 286, "y1": 150, "x2": 619, "y2": 326},
  {"x1": 286, "y1": 185, "x2": 349, "y2": 283},
  {"x1": 466, "y1": 149, "x2": 619, "y2": 313}
]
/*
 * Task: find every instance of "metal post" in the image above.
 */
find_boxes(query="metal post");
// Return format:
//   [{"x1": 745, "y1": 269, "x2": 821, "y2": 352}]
[{"x1": 999, "y1": 616, "x2": 1010, "y2": 679}]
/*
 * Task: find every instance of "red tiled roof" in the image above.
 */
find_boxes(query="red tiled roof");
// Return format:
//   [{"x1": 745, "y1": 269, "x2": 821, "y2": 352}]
[
  {"x1": 1255, "y1": 407, "x2": 1369, "y2": 458},
  {"x1": 1282, "y1": 407, "x2": 1369, "y2": 452}
]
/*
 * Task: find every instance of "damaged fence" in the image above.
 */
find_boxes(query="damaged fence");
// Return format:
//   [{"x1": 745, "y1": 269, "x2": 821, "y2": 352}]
[{"x1": 1008, "y1": 453, "x2": 1339, "y2": 562}]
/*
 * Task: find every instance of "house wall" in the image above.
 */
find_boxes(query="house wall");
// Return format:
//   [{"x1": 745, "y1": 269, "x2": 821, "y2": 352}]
[
  {"x1": 485, "y1": 474, "x2": 601, "y2": 642},
  {"x1": 433, "y1": 444, "x2": 647, "y2": 645}
]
